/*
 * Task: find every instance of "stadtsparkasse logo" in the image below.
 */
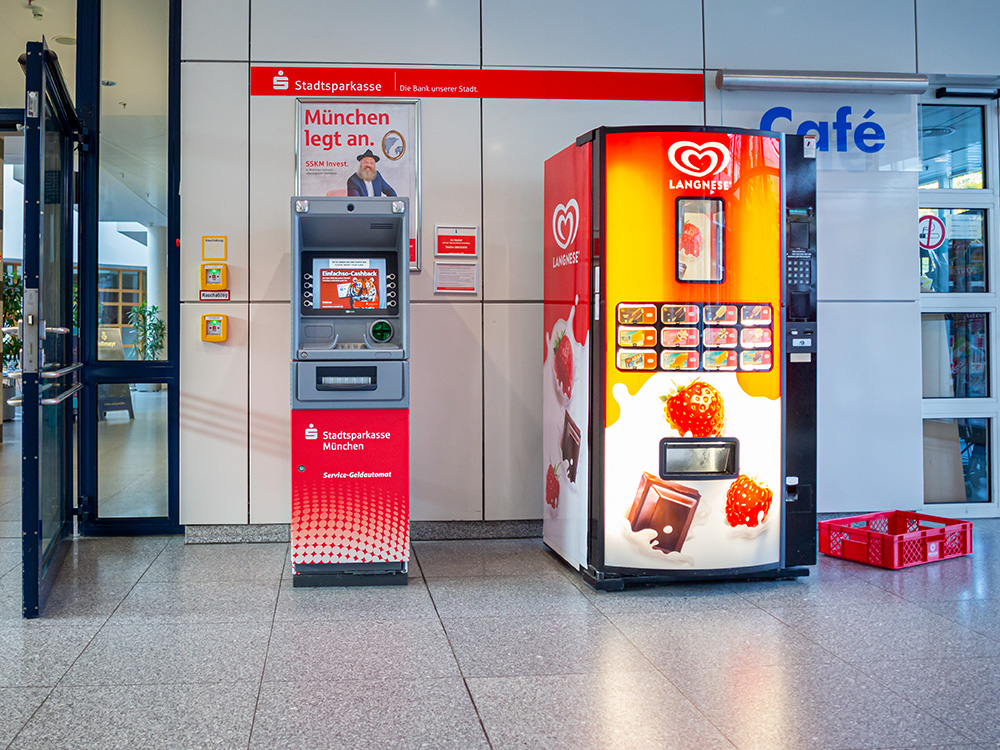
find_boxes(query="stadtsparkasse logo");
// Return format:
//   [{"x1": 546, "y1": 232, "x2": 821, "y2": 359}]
[
  {"x1": 667, "y1": 141, "x2": 732, "y2": 178},
  {"x1": 273, "y1": 70, "x2": 289, "y2": 90},
  {"x1": 552, "y1": 199, "x2": 579, "y2": 250},
  {"x1": 304, "y1": 423, "x2": 318, "y2": 440}
]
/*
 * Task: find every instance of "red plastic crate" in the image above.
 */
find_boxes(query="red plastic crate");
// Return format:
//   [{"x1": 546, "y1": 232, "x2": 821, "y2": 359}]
[{"x1": 819, "y1": 511, "x2": 972, "y2": 569}]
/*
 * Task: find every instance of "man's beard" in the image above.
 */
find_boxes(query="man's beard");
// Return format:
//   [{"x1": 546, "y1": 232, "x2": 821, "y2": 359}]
[{"x1": 358, "y1": 166, "x2": 376, "y2": 182}]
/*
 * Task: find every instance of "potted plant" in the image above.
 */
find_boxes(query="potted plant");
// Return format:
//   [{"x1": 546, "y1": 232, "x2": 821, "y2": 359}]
[
  {"x1": 2, "y1": 267, "x2": 22, "y2": 421},
  {"x1": 127, "y1": 302, "x2": 166, "y2": 392}
]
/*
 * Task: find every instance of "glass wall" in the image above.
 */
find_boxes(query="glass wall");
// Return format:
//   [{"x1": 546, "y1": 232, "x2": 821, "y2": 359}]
[{"x1": 919, "y1": 99, "x2": 998, "y2": 509}]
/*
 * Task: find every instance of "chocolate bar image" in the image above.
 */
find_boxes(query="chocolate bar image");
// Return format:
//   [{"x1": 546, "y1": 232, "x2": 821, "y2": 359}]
[
  {"x1": 626, "y1": 473, "x2": 700, "y2": 554},
  {"x1": 561, "y1": 412, "x2": 581, "y2": 483}
]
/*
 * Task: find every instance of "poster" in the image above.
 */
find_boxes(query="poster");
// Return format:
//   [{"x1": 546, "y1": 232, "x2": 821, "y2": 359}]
[{"x1": 296, "y1": 99, "x2": 420, "y2": 269}]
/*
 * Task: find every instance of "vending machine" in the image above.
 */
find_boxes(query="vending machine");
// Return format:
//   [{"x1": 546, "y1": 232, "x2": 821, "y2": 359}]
[
  {"x1": 290, "y1": 197, "x2": 410, "y2": 587},
  {"x1": 542, "y1": 127, "x2": 817, "y2": 589}
]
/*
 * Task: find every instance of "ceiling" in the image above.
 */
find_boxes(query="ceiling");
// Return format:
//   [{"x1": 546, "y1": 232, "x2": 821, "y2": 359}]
[{"x1": 0, "y1": 0, "x2": 169, "y2": 226}]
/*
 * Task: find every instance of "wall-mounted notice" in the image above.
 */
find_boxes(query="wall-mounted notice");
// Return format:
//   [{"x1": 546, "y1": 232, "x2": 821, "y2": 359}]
[
  {"x1": 434, "y1": 261, "x2": 479, "y2": 294},
  {"x1": 201, "y1": 236, "x2": 227, "y2": 261},
  {"x1": 296, "y1": 99, "x2": 421, "y2": 270},
  {"x1": 435, "y1": 226, "x2": 479, "y2": 257}
]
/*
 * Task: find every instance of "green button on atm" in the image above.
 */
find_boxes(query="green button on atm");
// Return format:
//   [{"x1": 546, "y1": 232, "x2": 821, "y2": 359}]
[{"x1": 370, "y1": 320, "x2": 393, "y2": 342}]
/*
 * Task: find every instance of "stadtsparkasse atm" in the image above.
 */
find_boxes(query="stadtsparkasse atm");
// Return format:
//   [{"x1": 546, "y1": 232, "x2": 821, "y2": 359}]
[
  {"x1": 290, "y1": 197, "x2": 410, "y2": 587},
  {"x1": 543, "y1": 127, "x2": 817, "y2": 589}
]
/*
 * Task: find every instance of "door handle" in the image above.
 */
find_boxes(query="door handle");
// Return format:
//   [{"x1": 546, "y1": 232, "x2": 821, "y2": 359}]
[
  {"x1": 40, "y1": 382, "x2": 82, "y2": 405},
  {"x1": 40, "y1": 362, "x2": 81, "y2": 379}
]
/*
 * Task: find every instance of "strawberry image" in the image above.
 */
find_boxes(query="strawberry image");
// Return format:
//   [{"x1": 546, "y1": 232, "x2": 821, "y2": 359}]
[
  {"x1": 680, "y1": 222, "x2": 702, "y2": 257},
  {"x1": 660, "y1": 379, "x2": 725, "y2": 437},
  {"x1": 545, "y1": 464, "x2": 560, "y2": 509},
  {"x1": 553, "y1": 331, "x2": 573, "y2": 400},
  {"x1": 725, "y1": 475, "x2": 773, "y2": 527}
]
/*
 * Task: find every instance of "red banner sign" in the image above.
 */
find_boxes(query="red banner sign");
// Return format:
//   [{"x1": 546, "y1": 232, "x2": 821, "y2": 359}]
[{"x1": 251, "y1": 66, "x2": 704, "y2": 102}]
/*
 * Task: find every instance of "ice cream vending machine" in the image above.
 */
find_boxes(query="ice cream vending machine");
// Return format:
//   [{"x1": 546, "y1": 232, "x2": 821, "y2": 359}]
[
  {"x1": 290, "y1": 197, "x2": 410, "y2": 587},
  {"x1": 543, "y1": 127, "x2": 817, "y2": 589}
]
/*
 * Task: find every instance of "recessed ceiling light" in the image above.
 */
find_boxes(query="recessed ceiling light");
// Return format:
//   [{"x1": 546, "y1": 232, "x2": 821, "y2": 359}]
[
  {"x1": 53, "y1": 35, "x2": 76, "y2": 45},
  {"x1": 101, "y1": 80, "x2": 116, "y2": 87}
]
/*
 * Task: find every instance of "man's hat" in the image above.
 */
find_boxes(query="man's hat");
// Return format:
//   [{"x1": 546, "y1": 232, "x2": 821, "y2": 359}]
[{"x1": 356, "y1": 148, "x2": 380, "y2": 162}]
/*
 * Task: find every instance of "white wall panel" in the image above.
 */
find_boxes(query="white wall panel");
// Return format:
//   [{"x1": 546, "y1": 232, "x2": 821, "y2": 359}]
[
  {"x1": 181, "y1": 0, "x2": 249, "y2": 61},
  {"x1": 482, "y1": 98, "x2": 704, "y2": 301},
  {"x1": 483, "y1": 303, "x2": 543, "y2": 520},
  {"x1": 817, "y1": 301, "x2": 923, "y2": 512},
  {"x1": 482, "y1": 0, "x2": 702, "y2": 70},
  {"x1": 409, "y1": 302, "x2": 483, "y2": 520},
  {"x1": 705, "y1": 0, "x2": 917, "y2": 74},
  {"x1": 249, "y1": 302, "x2": 291, "y2": 523},
  {"x1": 818, "y1": 171, "x2": 919, "y2": 302},
  {"x1": 413, "y1": 98, "x2": 482, "y2": 302},
  {"x1": 180, "y1": 303, "x2": 250, "y2": 524},
  {"x1": 249, "y1": 95, "x2": 295, "y2": 301},
  {"x1": 249, "y1": 0, "x2": 480, "y2": 65},
  {"x1": 916, "y1": 0, "x2": 1000, "y2": 75},
  {"x1": 180, "y1": 63, "x2": 249, "y2": 302}
]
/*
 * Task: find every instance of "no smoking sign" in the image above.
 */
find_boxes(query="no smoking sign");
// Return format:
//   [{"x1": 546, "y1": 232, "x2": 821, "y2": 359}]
[{"x1": 919, "y1": 214, "x2": 946, "y2": 251}]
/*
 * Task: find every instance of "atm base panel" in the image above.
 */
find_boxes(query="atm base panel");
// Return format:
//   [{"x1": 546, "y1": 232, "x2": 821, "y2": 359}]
[{"x1": 292, "y1": 562, "x2": 409, "y2": 588}]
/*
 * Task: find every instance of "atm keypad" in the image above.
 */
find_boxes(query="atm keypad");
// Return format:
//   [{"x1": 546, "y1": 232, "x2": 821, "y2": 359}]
[{"x1": 786, "y1": 257, "x2": 812, "y2": 285}]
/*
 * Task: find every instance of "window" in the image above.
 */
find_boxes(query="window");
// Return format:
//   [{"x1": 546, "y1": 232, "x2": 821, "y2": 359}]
[{"x1": 918, "y1": 98, "x2": 998, "y2": 513}]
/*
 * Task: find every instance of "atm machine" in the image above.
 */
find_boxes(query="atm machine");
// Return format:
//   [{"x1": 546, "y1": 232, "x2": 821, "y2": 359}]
[
  {"x1": 542, "y1": 127, "x2": 817, "y2": 589},
  {"x1": 290, "y1": 197, "x2": 410, "y2": 587}
]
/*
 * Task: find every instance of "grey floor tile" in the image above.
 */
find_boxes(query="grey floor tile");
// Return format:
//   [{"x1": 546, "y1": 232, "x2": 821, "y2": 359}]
[
  {"x1": 0, "y1": 688, "x2": 49, "y2": 748},
  {"x1": 609, "y1": 606, "x2": 839, "y2": 676},
  {"x1": 264, "y1": 619, "x2": 459, "y2": 682},
  {"x1": 766, "y1": 599, "x2": 1000, "y2": 662},
  {"x1": 675, "y1": 660, "x2": 968, "y2": 750},
  {"x1": 108, "y1": 580, "x2": 279, "y2": 625},
  {"x1": 61, "y1": 622, "x2": 271, "y2": 686},
  {"x1": 7, "y1": 682, "x2": 257, "y2": 750},
  {"x1": 851, "y1": 657, "x2": 1000, "y2": 743},
  {"x1": 0, "y1": 503, "x2": 19, "y2": 522},
  {"x1": 443, "y1": 612, "x2": 655, "y2": 677},
  {"x1": 466, "y1": 672, "x2": 735, "y2": 750},
  {"x1": 734, "y1": 575, "x2": 906, "y2": 611},
  {"x1": 274, "y1": 578, "x2": 438, "y2": 622},
  {"x1": 413, "y1": 539, "x2": 564, "y2": 578},
  {"x1": 54, "y1": 536, "x2": 173, "y2": 586},
  {"x1": 0, "y1": 625, "x2": 100, "y2": 687},
  {"x1": 141, "y1": 541, "x2": 288, "y2": 583},
  {"x1": 919, "y1": 597, "x2": 1000, "y2": 640},
  {"x1": 0, "y1": 521, "x2": 19, "y2": 538},
  {"x1": 425, "y1": 574, "x2": 595, "y2": 618},
  {"x1": 0, "y1": 538, "x2": 19, "y2": 576},
  {"x1": 581, "y1": 582, "x2": 759, "y2": 615},
  {"x1": 249, "y1": 678, "x2": 489, "y2": 750},
  {"x1": 845, "y1": 555, "x2": 991, "y2": 603},
  {"x1": 0, "y1": 578, "x2": 134, "y2": 626}
]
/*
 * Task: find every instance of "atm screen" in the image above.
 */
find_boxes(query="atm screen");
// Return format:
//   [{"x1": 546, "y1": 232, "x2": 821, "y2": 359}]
[{"x1": 313, "y1": 258, "x2": 388, "y2": 311}]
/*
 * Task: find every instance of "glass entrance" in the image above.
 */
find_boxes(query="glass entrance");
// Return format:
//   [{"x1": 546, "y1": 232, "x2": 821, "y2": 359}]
[{"x1": 18, "y1": 41, "x2": 80, "y2": 617}]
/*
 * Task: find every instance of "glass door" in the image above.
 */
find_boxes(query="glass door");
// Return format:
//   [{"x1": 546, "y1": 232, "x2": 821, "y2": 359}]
[{"x1": 18, "y1": 41, "x2": 81, "y2": 618}]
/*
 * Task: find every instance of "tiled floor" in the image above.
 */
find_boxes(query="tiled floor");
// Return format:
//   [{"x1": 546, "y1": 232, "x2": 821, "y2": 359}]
[{"x1": 0, "y1": 526, "x2": 997, "y2": 749}]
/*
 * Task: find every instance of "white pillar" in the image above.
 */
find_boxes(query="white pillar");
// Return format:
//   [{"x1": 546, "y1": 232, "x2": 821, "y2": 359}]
[{"x1": 145, "y1": 223, "x2": 168, "y2": 359}]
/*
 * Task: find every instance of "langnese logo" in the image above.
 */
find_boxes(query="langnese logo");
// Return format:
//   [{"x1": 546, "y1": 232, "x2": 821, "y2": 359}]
[
  {"x1": 273, "y1": 69, "x2": 289, "y2": 90},
  {"x1": 667, "y1": 141, "x2": 732, "y2": 178},
  {"x1": 304, "y1": 423, "x2": 318, "y2": 440},
  {"x1": 552, "y1": 199, "x2": 579, "y2": 250}
]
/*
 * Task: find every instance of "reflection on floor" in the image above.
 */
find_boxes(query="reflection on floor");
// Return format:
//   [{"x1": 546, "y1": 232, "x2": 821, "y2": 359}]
[
  {"x1": 1, "y1": 526, "x2": 1000, "y2": 748},
  {"x1": 97, "y1": 389, "x2": 168, "y2": 518}
]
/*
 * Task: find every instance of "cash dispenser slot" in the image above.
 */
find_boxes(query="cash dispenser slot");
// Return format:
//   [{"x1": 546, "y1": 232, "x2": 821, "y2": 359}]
[
  {"x1": 659, "y1": 437, "x2": 739, "y2": 480},
  {"x1": 316, "y1": 365, "x2": 377, "y2": 391}
]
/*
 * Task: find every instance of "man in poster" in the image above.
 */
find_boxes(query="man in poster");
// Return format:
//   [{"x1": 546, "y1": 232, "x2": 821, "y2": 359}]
[{"x1": 346, "y1": 149, "x2": 397, "y2": 197}]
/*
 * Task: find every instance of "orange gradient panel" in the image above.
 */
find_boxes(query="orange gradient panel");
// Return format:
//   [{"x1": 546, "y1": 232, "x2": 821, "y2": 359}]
[{"x1": 604, "y1": 130, "x2": 782, "y2": 427}]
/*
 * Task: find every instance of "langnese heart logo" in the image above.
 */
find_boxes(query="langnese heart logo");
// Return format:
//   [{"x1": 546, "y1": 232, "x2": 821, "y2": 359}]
[
  {"x1": 552, "y1": 199, "x2": 579, "y2": 250},
  {"x1": 667, "y1": 141, "x2": 732, "y2": 178}
]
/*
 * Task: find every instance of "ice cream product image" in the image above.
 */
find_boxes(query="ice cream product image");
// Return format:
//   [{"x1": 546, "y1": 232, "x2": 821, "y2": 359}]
[{"x1": 626, "y1": 473, "x2": 701, "y2": 553}]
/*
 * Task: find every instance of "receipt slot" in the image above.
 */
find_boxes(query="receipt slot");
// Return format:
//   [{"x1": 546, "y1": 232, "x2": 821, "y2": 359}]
[{"x1": 290, "y1": 197, "x2": 410, "y2": 587}]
